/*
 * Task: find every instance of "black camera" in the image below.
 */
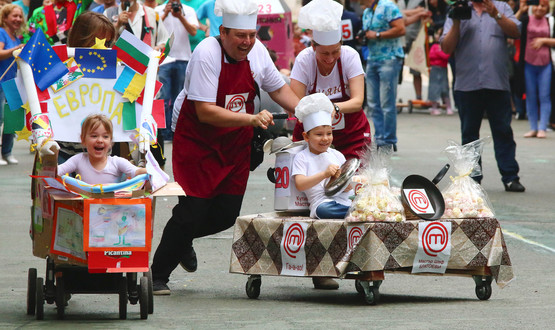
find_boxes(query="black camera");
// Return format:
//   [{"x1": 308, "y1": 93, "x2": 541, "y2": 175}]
[
  {"x1": 171, "y1": 2, "x2": 181, "y2": 13},
  {"x1": 356, "y1": 29, "x2": 367, "y2": 45},
  {"x1": 448, "y1": 0, "x2": 472, "y2": 20}
]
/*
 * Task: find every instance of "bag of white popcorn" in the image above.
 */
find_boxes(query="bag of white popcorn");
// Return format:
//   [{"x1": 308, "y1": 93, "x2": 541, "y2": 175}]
[
  {"x1": 441, "y1": 138, "x2": 495, "y2": 219},
  {"x1": 345, "y1": 146, "x2": 405, "y2": 222}
]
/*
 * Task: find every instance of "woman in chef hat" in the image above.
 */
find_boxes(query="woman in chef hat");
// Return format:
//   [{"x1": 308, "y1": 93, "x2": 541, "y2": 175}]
[{"x1": 290, "y1": 0, "x2": 370, "y2": 160}]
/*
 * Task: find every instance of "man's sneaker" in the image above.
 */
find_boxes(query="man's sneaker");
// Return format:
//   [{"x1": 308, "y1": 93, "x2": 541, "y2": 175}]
[
  {"x1": 0, "y1": 158, "x2": 7, "y2": 166},
  {"x1": 179, "y1": 245, "x2": 197, "y2": 272},
  {"x1": 504, "y1": 179, "x2": 525, "y2": 192},
  {"x1": 152, "y1": 280, "x2": 171, "y2": 295},
  {"x1": 312, "y1": 277, "x2": 339, "y2": 290}
]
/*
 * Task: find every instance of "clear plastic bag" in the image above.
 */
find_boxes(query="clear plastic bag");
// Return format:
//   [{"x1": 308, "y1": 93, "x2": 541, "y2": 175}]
[
  {"x1": 441, "y1": 138, "x2": 495, "y2": 219},
  {"x1": 346, "y1": 146, "x2": 405, "y2": 222}
]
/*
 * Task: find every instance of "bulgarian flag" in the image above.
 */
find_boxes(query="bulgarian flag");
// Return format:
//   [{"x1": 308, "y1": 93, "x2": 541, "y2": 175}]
[{"x1": 113, "y1": 30, "x2": 152, "y2": 75}]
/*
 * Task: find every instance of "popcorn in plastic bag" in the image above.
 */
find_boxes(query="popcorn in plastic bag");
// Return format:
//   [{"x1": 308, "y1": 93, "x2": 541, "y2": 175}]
[
  {"x1": 346, "y1": 146, "x2": 405, "y2": 222},
  {"x1": 441, "y1": 138, "x2": 495, "y2": 219}
]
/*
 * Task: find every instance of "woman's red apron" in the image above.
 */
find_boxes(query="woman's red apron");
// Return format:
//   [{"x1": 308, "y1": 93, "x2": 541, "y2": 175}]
[
  {"x1": 293, "y1": 58, "x2": 371, "y2": 159},
  {"x1": 173, "y1": 42, "x2": 256, "y2": 198}
]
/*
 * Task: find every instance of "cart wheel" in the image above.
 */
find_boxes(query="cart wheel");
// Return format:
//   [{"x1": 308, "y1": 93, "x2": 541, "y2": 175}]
[
  {"x1": 55, "y1": 276, "x2": 65, "y2": 319},
  {"x1": 364, "y1": 287, "x2": 380, "y2": 306},
  {"x1": 27, "y1": 268, "x2": 37, "y2": 315},
  {"x1": 354, "y1": 279, "x2": 364, "y2": 295},
  {"x1": 119, "y1": 276, "x2": 127, "y2": 320},
  {"x1": 127, "y1": 273, "x2": 139, "y2": 305},
  {"x1": 473, "y1": 275, "x2": 493, "y2": 301},
  {"x1": 143, "y1": 270, "x2": 154, "y2": 314},
  {"x1": 408, "y1": 100, "x2": 413, "y2": 114},
  {"x1": 245, "y1": 275, "x2": 261, "y2": 299},
  {"x1": 139, "y1": 276, "x2": 149, "y2": 320},
  {"x1": 36, "y1": 277, "x2": 44, "y2": 320},
  {"x1": 475, "y1": 284, "x2": 492, "y2": 301}
]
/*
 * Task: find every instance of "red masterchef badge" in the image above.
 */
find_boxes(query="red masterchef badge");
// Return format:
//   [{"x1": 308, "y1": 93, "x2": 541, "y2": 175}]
[{"x1": 225, "y1": 93, "x2": 249, "y2": 113}]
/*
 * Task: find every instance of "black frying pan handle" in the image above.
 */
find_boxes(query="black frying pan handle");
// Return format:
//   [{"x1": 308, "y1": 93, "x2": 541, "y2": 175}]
[
  {"x1": 432, "y1": 164, "x2": 450, "y2": 185},
  {"x1": 272, "y1": 113, "x2": 289, "y2": 120}
]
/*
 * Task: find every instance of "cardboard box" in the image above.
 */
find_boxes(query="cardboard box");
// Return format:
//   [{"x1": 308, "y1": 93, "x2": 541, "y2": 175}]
[{"x1": 30, "y1": 151, "x2": 184, "y2": 270}]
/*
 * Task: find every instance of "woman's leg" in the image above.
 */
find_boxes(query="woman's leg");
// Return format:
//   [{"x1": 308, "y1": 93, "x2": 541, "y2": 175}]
[{"x1": 524, "y1": 63, "x2": 539, "y2": 132}]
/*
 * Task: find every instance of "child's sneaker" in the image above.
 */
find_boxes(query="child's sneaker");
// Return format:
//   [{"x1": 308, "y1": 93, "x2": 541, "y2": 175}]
[
  {"x1": 430, "y1": 108, "x2": 442, "y2": 116},
  {"x1": 446, "y1": 107, "x2": 454, "y2": 115}
]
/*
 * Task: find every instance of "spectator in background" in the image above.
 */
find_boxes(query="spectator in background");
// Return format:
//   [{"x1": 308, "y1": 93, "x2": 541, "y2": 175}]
[
  {"x1": 155, "y1": 0, "x2": 198, "y2": 141},
  {"x1": 28, "y1": 0, "x2": 78, "y2": 44},
  {"x1": 0, "y1": 4, "x2": 25, "y2": 166},
  {"x1": 515, "y1": 0, "x2": 552, "y2": 138},
  {"x1": 361, "y1": 0, "x2": 405, "y2": 151},
  {"x1": 507, "y1": 0, "x2": 526, "y2": 121},
  {"x1": 398, "y1": 0, "x2": 426, "y2": 100},
  {"x1": 427, "y1": 27, "x2": 453, "y2": 115},
  {"x1": 441, "y1": 0, "x2": 525, "y2": 192},
  {"x1": 88, "y1": 0, "x2": 103, "y2": 11},
  {"x1": 196, "y1": 0, "x2": 221, "y2": 37}
]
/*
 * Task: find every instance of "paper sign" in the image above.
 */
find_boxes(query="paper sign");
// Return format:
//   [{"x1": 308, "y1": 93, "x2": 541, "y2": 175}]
[
  {"x1": 403, "y1": 188, "x2": 435, "y2": 214},
  {"x1": 52, "y1": 204, "x2": 87, "y2": 262},
  {"x1": 280, "y1": 221, "x2": 308, "y2": 276},
  {"x1": 412, "y1": 221, "x2": 451, "y2": 274},
  {"x1": 274, "y1": 153, "x2": 291, "y2": 198},
  {"x1": 347, "y1": 225, "x2": 366, "y2": 253}
]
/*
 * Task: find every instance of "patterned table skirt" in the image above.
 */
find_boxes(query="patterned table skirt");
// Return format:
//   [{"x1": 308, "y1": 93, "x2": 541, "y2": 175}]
[{"x1": 230, "y1": 212, "x2": 514, "y2": 288}]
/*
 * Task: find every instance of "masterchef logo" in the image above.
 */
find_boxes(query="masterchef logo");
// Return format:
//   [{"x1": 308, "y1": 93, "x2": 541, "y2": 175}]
[
  {"x1": 332, "y1": 111, "x2": 343, "y2": 126},
  {"x1": 348, "y1": 226, "x2": 364, "y2": 250},
  {"x1": 407, "y1": 189, "x2": 430, "y2": 213},
  {"x1": 284, "y1": 223, "x2": 305, "y2": 258},
  {"x1": 225, "y1": 93, "x2": 249, "y2": 113},
  {"x1": 422, "y1": 222, "x2": 449, "y2": 257}
]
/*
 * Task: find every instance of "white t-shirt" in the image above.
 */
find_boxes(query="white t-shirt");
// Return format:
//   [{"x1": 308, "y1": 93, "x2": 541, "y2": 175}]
[
  {"x1": 105, "y1": 4, "x2": 169, "y2": 48},
  {"x1": 155, "y1": 3, "x2": 198, "y2": 63},
  {"x1": 171, "y1": 37, "x2": 285, "y2": 131},
  {"x1": 58, "y1": 153, "x2": 140, "y2": 184},
  {"x1": 292, "y1": 148, "x2": 352, "y2": 218},
  {"x1": 290, "y1": 46, "x2": 364, "y2": 99}
]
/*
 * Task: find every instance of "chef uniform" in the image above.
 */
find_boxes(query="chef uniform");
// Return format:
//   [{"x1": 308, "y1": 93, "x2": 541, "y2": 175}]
[
  {"x1": 291, "y1": 0, "x2": 371, "y2": 159},
  {"x1": 151, "y1": 0, "x2": 289, "y2": 287}
]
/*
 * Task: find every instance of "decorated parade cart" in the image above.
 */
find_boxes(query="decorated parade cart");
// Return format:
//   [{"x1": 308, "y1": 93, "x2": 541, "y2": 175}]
[
  {"x1": 230, "y1": 139, "x2": 514, "y2": 305},
  {"x1": 6, "y1": 30, "x2": 181, "y2": 320}
]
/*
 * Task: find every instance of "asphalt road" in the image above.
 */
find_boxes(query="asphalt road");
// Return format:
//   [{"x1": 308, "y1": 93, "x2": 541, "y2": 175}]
[{"x1": 1, "y1": 80, "x2": 555, "y2": 329}]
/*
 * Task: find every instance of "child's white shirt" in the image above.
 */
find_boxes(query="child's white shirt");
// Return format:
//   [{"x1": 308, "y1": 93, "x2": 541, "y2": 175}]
[{"x1": 292, "y1": 148, "x2": 352, "y2": 218}]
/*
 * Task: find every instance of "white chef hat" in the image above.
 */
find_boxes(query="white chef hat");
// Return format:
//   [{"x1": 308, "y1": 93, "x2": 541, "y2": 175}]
[
  {"x1": 295, "y1": 93, "x2": 334, "y2": 132},
  {"x1": 214, "y1": 0, "x2": 258, "y2": 30},
  {"x1": 298, "y1": 0, "x2": 343, "y2": 46}
]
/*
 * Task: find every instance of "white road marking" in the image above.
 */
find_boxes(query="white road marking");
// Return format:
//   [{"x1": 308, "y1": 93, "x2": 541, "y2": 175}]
[{"x1": 503, "y1": 229, "x2": 555, "y2": 253}]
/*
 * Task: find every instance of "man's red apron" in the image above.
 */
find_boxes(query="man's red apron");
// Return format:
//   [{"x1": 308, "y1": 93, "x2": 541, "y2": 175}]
[
  {"x1": 293, "y1": 58, "x2": 371, "y2": 159},
  {"x1": 173, "y1": 42, "x2": 256, "y2": 198}
]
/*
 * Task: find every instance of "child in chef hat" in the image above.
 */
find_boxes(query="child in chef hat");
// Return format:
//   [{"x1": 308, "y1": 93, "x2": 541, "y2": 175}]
[
  {"x1": 297, "y1": 0, "x2": 343, "y2": 46},
  {"x1": 292, "y1": 93, "x2": 353, "y2": 220}
]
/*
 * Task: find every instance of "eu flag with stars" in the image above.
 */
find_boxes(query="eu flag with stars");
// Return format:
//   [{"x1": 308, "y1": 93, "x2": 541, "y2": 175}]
[
  {"x1": 20, "y1": 29, "x2": 68, "y2": 91},
  {"x1": 74, "y1": 48, "x2": 117, "y2": 79}
]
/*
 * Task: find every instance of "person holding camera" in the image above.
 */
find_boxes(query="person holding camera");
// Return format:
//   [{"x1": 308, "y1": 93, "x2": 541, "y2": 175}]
[
  {"x1": 155, "y1": 1, "x2": 198, "y2": 141},
  {"x1": 440, "y1": 0, "x2": 525, "y2": 192}
]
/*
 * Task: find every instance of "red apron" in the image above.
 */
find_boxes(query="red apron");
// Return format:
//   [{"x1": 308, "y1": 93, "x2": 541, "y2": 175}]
[
  {"x1": 293, "y1": 58, "x2": 371, "y2": 159},
  {"x1": 173, "y1": 42, "x2": 256, "y2": 198}
]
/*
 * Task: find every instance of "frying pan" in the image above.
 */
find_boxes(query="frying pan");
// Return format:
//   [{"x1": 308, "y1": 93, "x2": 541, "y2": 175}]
[{"x1": 401, "y1": 164, "x2": 450, "y2": 220}]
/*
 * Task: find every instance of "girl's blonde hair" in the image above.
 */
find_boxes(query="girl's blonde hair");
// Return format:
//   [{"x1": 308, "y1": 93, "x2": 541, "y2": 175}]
[
  {"x1": 68, "y1": 11, "x2": 116, "y2": 48},
  {"x1": 80, "y1": 114, "x2": 114, "y2": 143},
  {"x1": 0, "y1": 4, "x2": 27, "y2": 36}
]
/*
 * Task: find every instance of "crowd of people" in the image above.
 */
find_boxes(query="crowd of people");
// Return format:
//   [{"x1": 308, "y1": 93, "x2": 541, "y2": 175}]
[{"x1": 0, "y1": 0, "x2": 551, "y2": 292}]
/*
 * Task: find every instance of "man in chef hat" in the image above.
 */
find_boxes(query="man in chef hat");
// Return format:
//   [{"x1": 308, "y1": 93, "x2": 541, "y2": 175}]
[
  {"x1": 151, "y1": 0, "x2": 300, "y2": 295},
  {"x1": 291, "y1": 0, "x2": 370, "y2": 160},
  {"x1": 292, "y1": 93, "x2": 353, "y2": 290}
]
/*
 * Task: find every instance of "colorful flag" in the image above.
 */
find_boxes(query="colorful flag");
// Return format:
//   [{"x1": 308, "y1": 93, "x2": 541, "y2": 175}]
[
  {"x1": 113, "y1": 30, "x2": 152, "y2": 74},
  {"x1": 19, "y1": 29, "x2": 68, "y2": 91},
  {"x1": 136, "y1": 80, "x2": 162, "y2": 105},
  {"x1": 51, "y1": 58, "x2": 84, "y2": 92},
  {"x1": 113, "y1": 66, "x2": 146, "y2": 103},
  {"x1": 74, "y1": 48, "x2": 117, "y2": 79},
  {"x1": 1, "y1": 72, "x2": 51, "y2": 111},
  {"x1": 158, "y1": 33, "x2": 174, "y2": 65}
]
